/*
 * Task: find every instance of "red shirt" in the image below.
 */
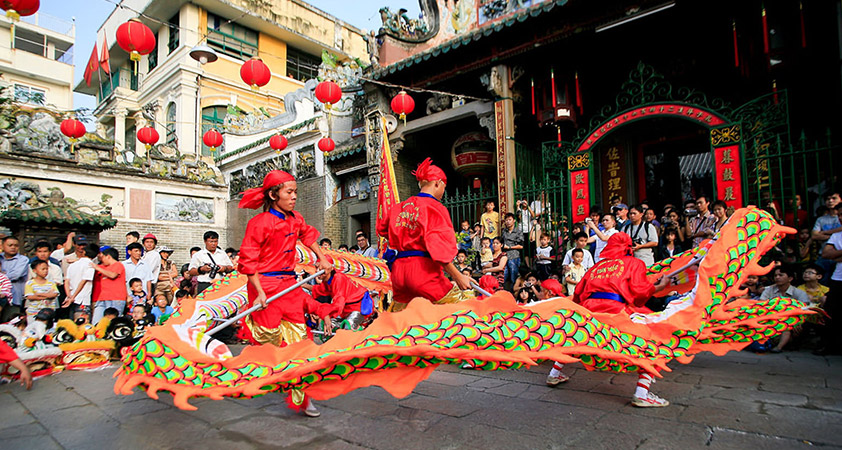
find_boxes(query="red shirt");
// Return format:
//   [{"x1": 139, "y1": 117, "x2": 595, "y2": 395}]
[
  {"x1": 376, "y1": 193, "x2": 457, "y2": 264},
  {"x1": 93, "y1": 261, "x2": 127, "y2": 302},
  {"x1": 238, "y1": 208, "x2": 320, "y2": 275},
  {"x1": 308, "y1": 272, "x2": 367, "y2": 318},
  {"x1": 0, "y1": 340, "x2": 17, "y2": 363}
]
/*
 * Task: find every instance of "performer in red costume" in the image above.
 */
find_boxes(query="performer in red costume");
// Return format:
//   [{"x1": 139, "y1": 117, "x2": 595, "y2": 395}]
[
  {"x1": 307, "y1": 270, "x2": 373, "y2": 333},
  {"x1": 546, "y1": 233, "x2": 671, "y2": 407},
  {"x1": 238, "y1": 170, "x2": 333, "y2": 417},
  {"x1": 0, "y1": 340, "x2": 32, "y2": 389},
  {"x1": 376, "y1": 158, "x2": 473, "y2": 310}
]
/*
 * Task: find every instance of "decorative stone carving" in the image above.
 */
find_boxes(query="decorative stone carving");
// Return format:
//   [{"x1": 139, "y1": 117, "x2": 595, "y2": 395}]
[
  {"x1": 378, "y1": 1, "x2": 440, "y2": 43},
  {"x1": 426, "y1": 93, "x2": 451, "y2": 115}
]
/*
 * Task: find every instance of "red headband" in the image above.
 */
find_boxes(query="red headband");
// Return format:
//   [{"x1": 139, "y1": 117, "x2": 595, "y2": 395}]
[
  {"x1": 238, "y1": 170, "x2": 295, "y2": 209},
  {"x1": 412, "y1": 157, "x2": 447, "y2": 183}
]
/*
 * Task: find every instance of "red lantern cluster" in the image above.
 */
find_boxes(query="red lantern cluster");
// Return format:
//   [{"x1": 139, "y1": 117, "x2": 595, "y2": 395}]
[
  {"x1": 137, "y1": 126, "x2": 159, "y2": 150},
  {"x1": 269, "y1": 134, "x2": 288, "y2": 154},
  {"x1": 116, "y1": 18, "x2": 156, "y2": 62},
  {"x1": 240, "y1": 57, "x2": 271, "y2": 91},
  {"x1": 390, "y1": 91, "x2": 415, "y2": 122},
  {"x1": 60, "y1": 118, "x2": 85, "y2": 154},
  {"x1": 203, "y1": 129, "x2": 223, "y2": 153},
  {"x1": 1, "y1": 0, "x2": 39, "y2": 21},
  {"x1": 317, "y1": 137, "x2": 335, "y2": 153},
  {"x1": 315, "y1": 80, "x2": 341, "y2": 109}
]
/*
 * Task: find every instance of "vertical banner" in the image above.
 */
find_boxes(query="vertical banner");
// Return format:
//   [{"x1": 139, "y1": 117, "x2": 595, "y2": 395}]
[
  {"x1": 376, "y1": 117, "x2": 400, "y2": 254},
  {"x1": 568, "y1": 152, "x2": 591, "y2": 223},
  {"x1": 494, "y1": 100, "x2": 509, "y2": 214},
  {"x1": 600, "y1": 145, "x2": 627, "y2": 207},
  {"x1": 710, "y1": 124, "x2": 744, "y2": 210}
]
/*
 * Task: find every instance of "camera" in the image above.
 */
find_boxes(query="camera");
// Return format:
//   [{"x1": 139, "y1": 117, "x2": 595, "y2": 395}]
[
  {"x1": 684, "y1": 208, "x2": 698, "y2": 217},
  {"x1": 584, "y1": 217, "x2": 593, "y2": 223},
  {"x1": 207, "y1": 263, "x2": 221, "y2": 279}
]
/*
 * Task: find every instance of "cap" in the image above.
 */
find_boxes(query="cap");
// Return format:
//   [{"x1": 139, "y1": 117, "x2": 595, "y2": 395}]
[
  {"x1": 73, "y1": 234, "x2": 88, "y2": 245},
  {"x1": 159, "y1": 246, "x2": 173, "y2": 253},
  {"x1": 142, "y1": 233, "x2": 157, "y2": 243},
  {"x1": 613, "y1": 203, "x2": 629, "y2": 210}
]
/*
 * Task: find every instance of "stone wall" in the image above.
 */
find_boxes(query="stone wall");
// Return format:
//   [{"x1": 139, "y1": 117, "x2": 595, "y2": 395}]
[{"x1": 100, "y1": 220, "x2": 229, "y2": 267}]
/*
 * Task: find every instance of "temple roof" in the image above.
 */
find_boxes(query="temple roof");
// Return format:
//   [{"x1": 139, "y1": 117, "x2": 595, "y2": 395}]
[{"x1": 0, "y1": 206, "x2": 117, "y2": 229}]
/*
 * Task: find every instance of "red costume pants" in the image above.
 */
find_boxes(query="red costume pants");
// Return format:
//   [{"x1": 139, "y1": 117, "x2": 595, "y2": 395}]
[{"x1": 391, "y1": 257, "x2": 452, "y2": 304}]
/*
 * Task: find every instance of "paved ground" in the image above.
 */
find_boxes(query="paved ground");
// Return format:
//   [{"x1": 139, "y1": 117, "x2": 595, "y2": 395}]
[{"x1": 1, "y1": 349, "x2": 841, "y2": 449}]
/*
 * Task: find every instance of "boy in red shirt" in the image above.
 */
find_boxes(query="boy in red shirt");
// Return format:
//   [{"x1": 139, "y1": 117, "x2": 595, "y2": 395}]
[
  {"x1": 546, "y1": 233, "x2": 671, "y2": 407},
  {"x1": 307, "y1": 270, "x2": 372, "y2": 334},
  {"x1": 91, "y1": 247, "x2": 127, "y2": 324},
  {"x1": 376, "y1": 158, "x2": 472, "y2": 310},
  {"x1": 237, "y1": 170, "x2": 333, "y2": 417}
]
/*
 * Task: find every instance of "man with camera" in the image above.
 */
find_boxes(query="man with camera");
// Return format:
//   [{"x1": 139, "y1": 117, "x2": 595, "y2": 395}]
[
  {"x1": 684, "y1": 196, "x2": 717, "y2": 248},
  {"x1": 189, "y1": 231, "x2": 234, "y2": 294},
  {"x1": 623, "y1": 205, "x2": 660, "y2": 267}
]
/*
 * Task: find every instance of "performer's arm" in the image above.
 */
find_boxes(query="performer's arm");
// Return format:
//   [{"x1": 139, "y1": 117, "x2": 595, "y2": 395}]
[
  {"x1": 443, "y1": 262, "x2": 473, "y2": 290},
  {"x1": 309, "y1": 241, "x2": 334, "y2": 274},
  {"x1": 247, "y1": 274, "x2": 268, "y2": 309}
]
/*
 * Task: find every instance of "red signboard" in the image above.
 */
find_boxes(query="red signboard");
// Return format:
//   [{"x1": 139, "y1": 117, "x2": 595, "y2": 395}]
[
  {"x1": 494, "y1": 100, "x2": 509, "y2": 213},
  {"x1": 570, "y1": 168, "x2": 590, "y2": 223},
  {"x1": 578, "y1": 103, "x2": 727, "y2": 152},
  {"x1": 714, "y1": 144, "x2": 743, "y2": 209}
]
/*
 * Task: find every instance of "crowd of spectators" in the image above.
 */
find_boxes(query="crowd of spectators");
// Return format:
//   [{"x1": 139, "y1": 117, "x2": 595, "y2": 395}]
[{"x1": 0, "y1": 229, "x2": 242, "y2": 337}]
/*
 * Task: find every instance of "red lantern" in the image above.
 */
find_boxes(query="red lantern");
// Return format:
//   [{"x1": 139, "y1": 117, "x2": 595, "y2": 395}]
[
  {"x1": 60, "y1": 118, "x2": 85, "y2": 154},
  {"x1": 116, "y1": 18, "x2": 156, "y2": 61},
  {"x1": 390, "y1": 90, "x2": 415, "y2": 122},
  {"x1": 317, "y1": 137, "x2": 335, "y2": 153},
  {"x1": 203, "y1": 129, "x2": 223, "y2": 152},
  {"x1": 314, "y1": 80, "x2": 342, "y2": 109},
  {"x1": 269, "y1": 134, "x2": 288, "y2": 154},
  {"x1": 240, "y1": 57, "x2": 271, "y2": 91},
  {"x1": 1, "y1": 0, "x2": 39, "y2": 21},
  {"x1": 137, "y1": 126, "x2": 159, "y2": 150}
]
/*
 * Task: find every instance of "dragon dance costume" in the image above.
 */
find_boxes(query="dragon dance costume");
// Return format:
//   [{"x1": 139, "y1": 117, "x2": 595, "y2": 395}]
[
  {"x1": 376, "y1": 158, "x2": 469, "y2": 309},
  {"x1": 114, "y1": 207, "x2": 816, "y2": 414}
]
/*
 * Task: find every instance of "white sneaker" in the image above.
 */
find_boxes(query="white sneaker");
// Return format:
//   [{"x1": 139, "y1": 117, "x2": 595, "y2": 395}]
[
  {"x1": 546, "y1": 373, "x2": 570, "y2": 386},
  {"x1": 461, "y1": 361, "x2": 474, "y2": 370},
  {"x1": 303, "y1": 399, "x2": 321, "y2": 417},
  {"x1": 631, "y1": 392, "x2": 669, "y2": 408}
]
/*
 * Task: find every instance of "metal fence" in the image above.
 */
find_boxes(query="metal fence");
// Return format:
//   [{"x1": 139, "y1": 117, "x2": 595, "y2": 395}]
[
  {"x1": 442, "y1": 183, "x2": 498, "y2": 229},
  {"x1": 742, "y1": 129, "x2": 839, "y2": 227}
]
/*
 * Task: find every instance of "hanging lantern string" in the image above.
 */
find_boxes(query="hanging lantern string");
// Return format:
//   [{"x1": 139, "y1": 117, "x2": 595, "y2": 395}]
[
  {"x1": 358, "y1": 77, "x2": 490, "y2": 102},
  {"x1": 102, "y1": 0, "x2": 250, "y2": 44}
]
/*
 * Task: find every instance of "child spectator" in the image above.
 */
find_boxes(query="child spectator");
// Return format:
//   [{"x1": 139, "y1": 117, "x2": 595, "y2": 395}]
[
  {"x1": 455, "y1": 250, "x2": 470, "y2": 273},
  {"x1": 764, "y1": 266, "x2": 810, "y2": 353},
  {"x1": 155, "y1": 246, "x2": 177, "y2": 305},
  {"x1": 516, "y1": 287, "x2": 537, "y2": 304},
  {"x1": 737, "y1": 275, "x2": 764, "y2": 300},
  {"x1": 460, "y1": 268, "x2": 473, "y2": 279},
  {"x1": 63, "y1": 243, "x2": 98, "y2": 320},
  {"x1": 24, "y1": 260, "x2": 58, "y2": 324},
  {"x1": 658, "y1": 228, "x2": 683, "y2": 260},
  {"x1": 481, "y1": 200, "x2": 500, "y2": 239},
  {"x1": 562, "y1": 232, "x2": 595, "y2": 272},
  {"x1": 457, "y1": 220, "x2": 473, "y2": 251},
  {"x1": 338, "y1": 244, "x2": 349, "y2": 252},
  {"x1": 796, "y1": 227, "x2": 816, "y2": 264},
  {"x1": 479, "y1": 237, "x2": 493, "y2": 269},
  {"x1": 128, "y1": 278, "x2": 147, "y2": 308},
  {"x1": 103, "y1": 307, "x2": 120, "y2": 321},
  {"x1": 564, "y1": 249, "x2": 587, "y2": 296},
  {"x1": 151, "y1": 295, "x2": 174, "y2": 325},
  {"x1": 798, "y1": 264, "x2": 828, "y2": 307},
  {"x1": 470, "y1": 223, "x2": 482, "y2": 252},
  {"x1": 535, "y1": 233, "x2": 555, "y2": 281},
  {"x1": 174, "y1": 288, "x2": 190, "y2": 307}
]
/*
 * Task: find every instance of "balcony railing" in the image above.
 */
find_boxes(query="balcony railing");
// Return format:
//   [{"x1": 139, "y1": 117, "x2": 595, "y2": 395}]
[
  {"x1": 19, "y1": 12, "x2": 75, "y2": 37},
  {"x1": 99, "y1": 68, "x2": 139, "y2": 101}
]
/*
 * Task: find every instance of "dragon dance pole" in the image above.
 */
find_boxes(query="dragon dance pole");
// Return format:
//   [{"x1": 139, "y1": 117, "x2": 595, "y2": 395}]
[
  {"x1": 206, "y1": 270, "x2": 326, "y2": 337},
  {"x1": 471, "y1": 282, "x2": 492, "y2": 298}
]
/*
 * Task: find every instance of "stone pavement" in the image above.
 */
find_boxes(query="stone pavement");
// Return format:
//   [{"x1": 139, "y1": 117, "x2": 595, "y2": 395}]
[{"x1": 2, "y1": 350, "x2": 841, "y2": 449}]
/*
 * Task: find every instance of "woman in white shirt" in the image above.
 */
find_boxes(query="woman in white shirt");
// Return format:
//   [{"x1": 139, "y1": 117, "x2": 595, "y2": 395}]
[{"x1": 586, "y1": 214, "x2": 619, "y2": 262}]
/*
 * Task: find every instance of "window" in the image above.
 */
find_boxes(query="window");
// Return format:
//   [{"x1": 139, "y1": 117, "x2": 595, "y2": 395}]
[
  {"x1": 148, "y1": 40, "x2": 158, "y2": 71},
  {"x1": 201, "y1": 106, "x2": 226, "y2": 156},
  {"x1": 206, "y1": 13, "x2": 258, "y2": 60},
  {"x1": 14, "y1": 84, "x2": 45, "y2": 105},
  {"x1": 165, "y1": 102, "x2": 177, "y2": 146},
  {"x1": 286, "y1": 47, "x2": 320, "y2": 82},
  {"x1": 168, "y1": 13, "x2": 179, "y2": 54}
]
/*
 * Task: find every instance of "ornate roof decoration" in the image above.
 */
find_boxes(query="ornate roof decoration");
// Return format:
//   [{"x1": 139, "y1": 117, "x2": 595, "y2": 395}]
[{"x1": 0, "y1": 205, "x2": 117, "y2": 229}]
